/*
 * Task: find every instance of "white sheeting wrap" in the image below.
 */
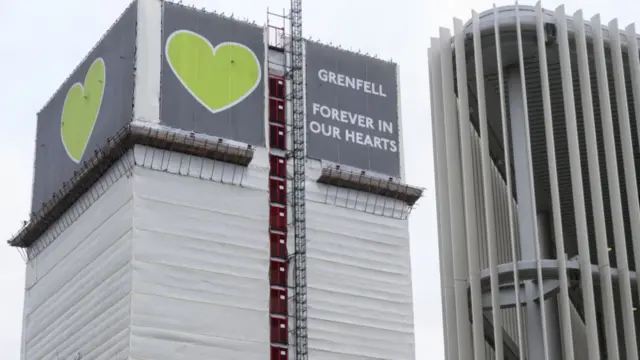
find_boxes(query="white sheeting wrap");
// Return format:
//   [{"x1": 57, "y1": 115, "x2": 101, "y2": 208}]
[
  {"x1": 129, "y1": 147, "x2": 270, "y2": 359},
  {"x1": 305, "y1": 181, "x2": 415, "y2": 359},
  {"x1": 22, "y1": 146, "x2": 272, "y2": 360},
  {"x1": 22, "y1": 158, "x2": 134, "y2": 360},
  {"x1": 21, "y1": 143, "x2": 416, "y2": 359}
]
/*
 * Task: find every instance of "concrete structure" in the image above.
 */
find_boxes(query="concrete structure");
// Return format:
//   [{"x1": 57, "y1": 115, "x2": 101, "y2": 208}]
[
  {"x1": 429, "y1": 3, "x2": 640, "y2": 359},
  {"x1": 9, "y1": 1, "x2": 422, "y2": 359}
]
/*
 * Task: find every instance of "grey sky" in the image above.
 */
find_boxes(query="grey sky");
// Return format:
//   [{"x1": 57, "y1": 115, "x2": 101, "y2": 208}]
[{"x1": 0, "y1": 0, "x2": 637, "y2": 359}]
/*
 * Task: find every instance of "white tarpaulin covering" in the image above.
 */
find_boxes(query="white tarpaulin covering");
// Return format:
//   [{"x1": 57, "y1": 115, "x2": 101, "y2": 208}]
[
  {"x1": 305, "y1": 179, "x2": 416, "y2": 360},
  {"x1": 21, "y1": 147, "x2": 272, "y2": 360},
  {"x1": 128, "y1": 146, "x2": 271, "y2": 359},
  {"x1": 22, "y1": 157, "x2": 134, "y2": 360},
  {"x1": 21, "y1": 146, "x2": 416, "y2": 359},
  {"x1": 129, "y1": 164, "x2": 270, "y2": 360}
]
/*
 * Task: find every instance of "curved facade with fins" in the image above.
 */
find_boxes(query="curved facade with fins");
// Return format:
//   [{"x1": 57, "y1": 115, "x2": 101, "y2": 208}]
[{"x1": 429, "y1": 3, "x2": 640, "y2": 360}]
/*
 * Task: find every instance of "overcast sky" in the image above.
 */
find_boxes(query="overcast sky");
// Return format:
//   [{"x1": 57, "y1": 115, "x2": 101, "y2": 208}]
[{"x1": 0, "y1": 0, "x2": 638, "y2": 359}]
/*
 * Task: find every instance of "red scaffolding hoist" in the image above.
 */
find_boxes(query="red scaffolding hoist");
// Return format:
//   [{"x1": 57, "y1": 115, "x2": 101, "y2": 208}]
[{"x1": 266, "y1": 2, "x2": 307, "y2": 359}]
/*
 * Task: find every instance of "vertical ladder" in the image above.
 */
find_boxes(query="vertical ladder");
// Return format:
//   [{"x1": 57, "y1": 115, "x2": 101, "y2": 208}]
[
  {"x1": 289, "y1": 0, "x2": 308, "y2": 359},
  {"x1": 267, "y1": 9, "x2": 290, "y2": 360}
]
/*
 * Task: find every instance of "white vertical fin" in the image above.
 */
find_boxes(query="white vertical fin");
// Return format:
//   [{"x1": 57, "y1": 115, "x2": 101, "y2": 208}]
[
  {"x1": 516, "y1": 3, "x2": 552, "y2": 358},
  {"x1": 609, "y1": 18, "x2": 640, "y2": 359},
  {"x1": 493, "y1": 5, "x2": 526, "y2": 357},
  {"x1": 451, "y1": 18, "x2": 486, "y2": 360},
  {"x1": 574, "y1": 10, "x2": 624, "y2": 360},
  {"x1": 471, "y1": 10, "x2": 504, "y2": 359},
  {"x1": 555, "y1": 6, "x2": 600, "y2": 359},
  {"x1": 534, "y1": 3, "x2": 575, "y2": 358},
  {"x1": 428, "y1": 41, "x2": 457, "y2": 360},
  {"x1": 439, "y1": 27, "x2": 474, "y2": 360}
]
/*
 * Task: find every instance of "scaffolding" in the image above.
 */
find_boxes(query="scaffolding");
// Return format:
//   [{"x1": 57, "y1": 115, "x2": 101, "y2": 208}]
[
  {"x1": 267, "y1": 8, "x2": 288, "y2": 50},
  {"x1": 266, "y1": 5, "x2": 307, "y2": 358},
  {"x1": 316, "y1": 165, "x2": 424, "y2": 220},
  {"x1": 289, "y1": 0, "x2": 308, "y2": 359},
  {"x1": 7, "y1": 123, "x2": 254, "y2": 260}
]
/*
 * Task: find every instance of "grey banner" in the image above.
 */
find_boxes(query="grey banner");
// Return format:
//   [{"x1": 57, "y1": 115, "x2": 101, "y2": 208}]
[
  {"x1": 161, "y1": 3, "x2": 265, "y2": 146},
  {"x1": 31, "y1": 3, "x2": 137, "y2": 213},
  {"x1": 305, "y1": 41, "x2": 400, "y2": 177}
]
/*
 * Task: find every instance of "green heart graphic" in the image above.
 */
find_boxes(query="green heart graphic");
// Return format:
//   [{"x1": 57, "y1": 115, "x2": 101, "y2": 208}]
[
  {"x1": 60, "y1": 57, "x2": 106, "y2": 163},
  {"x1": 165, "y1": 30, "x2": 261, "y2": 113}
]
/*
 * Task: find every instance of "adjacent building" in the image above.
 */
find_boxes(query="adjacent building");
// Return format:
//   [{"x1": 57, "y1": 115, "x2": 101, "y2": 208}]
[{"x1": 430, "y1": 3, "x2": 640, "y2": 360}]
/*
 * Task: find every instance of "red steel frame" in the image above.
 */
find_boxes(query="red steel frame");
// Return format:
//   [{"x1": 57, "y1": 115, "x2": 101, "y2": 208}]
[{"x1": 268, "y1": 70, "x2": 289, "y2": 359}]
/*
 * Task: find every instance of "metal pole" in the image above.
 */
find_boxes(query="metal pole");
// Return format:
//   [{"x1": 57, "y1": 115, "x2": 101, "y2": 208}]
[{"x1": 290, "y1": 0, "x2": 308, "y2": 359}]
